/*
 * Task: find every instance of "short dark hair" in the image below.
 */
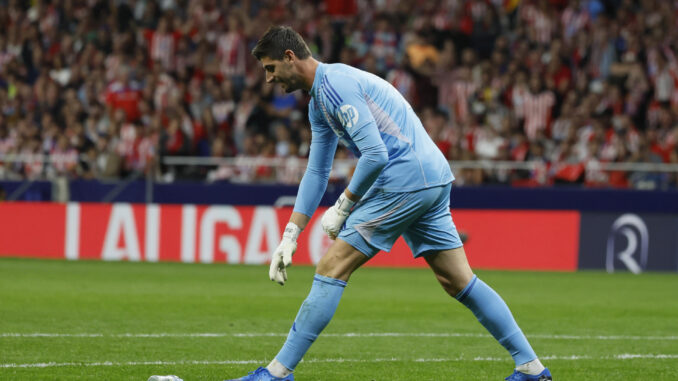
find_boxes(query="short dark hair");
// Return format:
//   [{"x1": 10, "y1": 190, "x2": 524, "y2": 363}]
[{"x1": 252, "y1": 26, "x2": 312, "y2": 61}]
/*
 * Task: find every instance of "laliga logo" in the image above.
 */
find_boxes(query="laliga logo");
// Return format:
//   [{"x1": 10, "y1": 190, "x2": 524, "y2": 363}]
[
  {"x1": 605, "y1": 214, "x2": 649, "y2": 274},
  {"x1": 337, "y1": 105, "x2": 359, "y2": 128}
]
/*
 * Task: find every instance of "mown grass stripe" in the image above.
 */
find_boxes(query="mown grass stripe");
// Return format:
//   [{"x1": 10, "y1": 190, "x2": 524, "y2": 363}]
[
  {"x1": 2, "y1": 332, "x2": 677, "y2": 340},
  {"x1": 2, "y1": 354, "x2": 678, "y2": 369}
]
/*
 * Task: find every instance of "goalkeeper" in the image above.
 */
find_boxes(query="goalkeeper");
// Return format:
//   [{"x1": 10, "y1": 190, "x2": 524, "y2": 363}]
[{"x1": 226, "y1": 26, "x2": 552, "y2": 381}]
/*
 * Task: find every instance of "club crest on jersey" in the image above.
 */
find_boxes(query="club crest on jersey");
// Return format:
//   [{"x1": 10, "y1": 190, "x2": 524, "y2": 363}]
[{"x1": 337, "y1": 104, "x2": 359, "y2": 128}]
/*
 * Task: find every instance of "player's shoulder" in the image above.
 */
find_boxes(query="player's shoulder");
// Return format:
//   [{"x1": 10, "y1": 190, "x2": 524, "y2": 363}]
[
  {"x1": 324, "y1": 63, "x2": 361, "y2": 76},
  {"x1": 322, "y1": 63, "x2": 364, "y2": 87},
  {"x1": 320, "y1": 64, "x2": 373, "y2": 107}
]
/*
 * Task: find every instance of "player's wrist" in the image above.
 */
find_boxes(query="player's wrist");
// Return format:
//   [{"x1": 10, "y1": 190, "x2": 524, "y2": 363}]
[
  {"x1": 282, "y1": 222, "x2": 302, "y2": 241},
  {"x1": 335, "y1": 192, "x2": 355, "y2": 215}
]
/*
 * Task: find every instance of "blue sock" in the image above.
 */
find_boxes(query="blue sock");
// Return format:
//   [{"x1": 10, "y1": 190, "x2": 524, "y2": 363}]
[
  {"x1": 275, "y1": 274, "x2": 346, "y2": 370},
  {"x1": 456, "y1": 275, "x2": 537, "y2": 365}
]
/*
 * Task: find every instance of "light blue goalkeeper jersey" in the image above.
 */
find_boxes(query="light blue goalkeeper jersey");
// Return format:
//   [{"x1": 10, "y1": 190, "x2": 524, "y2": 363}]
[{"x1": 293, "y1": 63, "x2": 454, "y2": 217}]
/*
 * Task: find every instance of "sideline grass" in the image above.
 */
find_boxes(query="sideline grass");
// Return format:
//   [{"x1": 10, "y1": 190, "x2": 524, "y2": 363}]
[{"x1": 1, "y1": 258, "x2": 677, "y2": 380}]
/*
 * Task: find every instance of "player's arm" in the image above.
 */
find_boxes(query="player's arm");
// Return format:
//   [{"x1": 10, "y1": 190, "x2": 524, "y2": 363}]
[
  {"x1": 288, "y1": 211, "x2": 311, "y2": 231},
  {"x1": 320, "y1": 73, "x2": 388, "y2": 239},
  {"x1": 292, "y1": 113, "x2": 339, "y2": 220},
  {"x1": 269, "y1": 105, "x2": 338, "y2": 285},
  {"x1": 343, "y1": 116, "x2": 388, "y2": 198}
]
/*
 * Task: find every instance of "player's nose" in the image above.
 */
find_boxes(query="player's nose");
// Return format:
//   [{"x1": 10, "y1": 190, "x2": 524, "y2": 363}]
[{"x1": 266, "y1": 73, "x2": 275, "y2": 83}]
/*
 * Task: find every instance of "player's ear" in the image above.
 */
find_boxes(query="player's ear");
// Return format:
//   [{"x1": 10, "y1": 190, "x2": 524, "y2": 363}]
[{"x1": 284, "y1": 49, "x2": 295, "y2": 62}]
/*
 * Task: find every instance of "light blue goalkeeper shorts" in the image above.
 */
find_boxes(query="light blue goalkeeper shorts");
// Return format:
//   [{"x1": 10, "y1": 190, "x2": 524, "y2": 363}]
[{"x1": 337, "y1": 182, "x2": 463, "y2": 258}]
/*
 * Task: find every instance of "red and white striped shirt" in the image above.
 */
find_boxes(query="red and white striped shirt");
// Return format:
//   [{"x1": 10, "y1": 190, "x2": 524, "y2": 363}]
[
  {"x1": 50, "y1": 148, "x2": 78, "y2": 174},
  {"x1": 436, "y1": 71, "x2": 456, "y2": 113},
  {"x1": 532, "y1": 10, "x2": 554, "y2": 45},
  {"x1": 146, "y1": 30, "x2": 181, "y2": 71},
  {"x1": 134, "y1": 135, "x2": 157, "y2": 171},
  {"x1": 153, "y1": 73, "x2": 179, "y2": 112},
  {"x1": 217, "y1": 32, "x2": 247, "y2": 78},
  {"x1": 522, "y1": 3, "x2": 554, "y2": 44},
  {"x1": 511, "y1": 84, "x2": 529, "y2": 119},
  {"x1": 451, "y1": 80, "x2": 478, "y2": 124},
  {"x1": 117, "y1": 123, "x2": 137, "y2": 159},
  {"x1": 522, "y1": 90, "x2": 555, "y2": 140}
]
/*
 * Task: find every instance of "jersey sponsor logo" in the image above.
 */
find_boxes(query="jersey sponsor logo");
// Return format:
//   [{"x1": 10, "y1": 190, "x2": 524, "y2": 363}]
[
  {"x1": 337, "y1": 104, "x2": 359, "y2": 128},
  {"x1": 605, "y1": 214, "x2": 649, "y2": 274}
]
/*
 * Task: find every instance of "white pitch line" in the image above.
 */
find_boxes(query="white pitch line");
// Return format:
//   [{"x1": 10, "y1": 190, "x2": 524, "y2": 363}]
[
  {"x1": 2, "y1": 354, "x2": 678, "y2": 369},
  {"x1": 2, "y1": 332, "x2": 678, "y2": 340}
]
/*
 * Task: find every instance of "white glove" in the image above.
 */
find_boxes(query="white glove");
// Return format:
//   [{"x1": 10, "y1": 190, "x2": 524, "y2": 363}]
[
  {"x1": 321, "y1": 192, "x2": 356, "y2": 240},
  {"x1": 269, "y1": 222, "x2": 301, "y2": 285}
]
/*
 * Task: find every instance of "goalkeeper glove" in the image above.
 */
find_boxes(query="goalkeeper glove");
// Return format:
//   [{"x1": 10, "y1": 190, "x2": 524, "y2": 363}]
[
  {"x1": 321, "y1": 192, "x2": 356, "y2": 240},
  {"x1": 269, "y1": 222, "x2": 301, "y2": 286}
]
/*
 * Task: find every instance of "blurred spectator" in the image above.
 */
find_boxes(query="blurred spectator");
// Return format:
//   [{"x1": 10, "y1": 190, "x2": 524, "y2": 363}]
[
  {"x1": 104, "y1": 67, "x2": 142, "y2": 123},
  {"x1": 522, "y1": 73, "x2": 555, "y2": 141},
  {"x1": 216, "y1": 13, "x2": 248, "y2": 95}
]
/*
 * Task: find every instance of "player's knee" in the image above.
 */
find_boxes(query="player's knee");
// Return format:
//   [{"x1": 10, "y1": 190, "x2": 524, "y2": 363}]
[
  {"x1": 440, "y1": 279, "x2": 462, "y2": 297},
  {"x1": 315, "y1": 255, "x2": 339, "y2": 278},
  {"x1": 436, "y1": 273, "x2": 472, "y2": 297},
  {"x1": 315, "y1": 241, "x2": 366, "y2": 281},
  {"x1": 313, "y1": 248, "x2": 343, "y2": 277}
]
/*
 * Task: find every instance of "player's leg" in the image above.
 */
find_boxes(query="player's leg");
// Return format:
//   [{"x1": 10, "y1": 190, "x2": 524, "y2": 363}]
[
  {"x1": 269, "y1": 239, "x2": 368, "y2": 376},
  {"x1": 266, "y1": 190, "x2": 424, "y2": 378},
  {"x1": 424, "y1": 249, "x2": 548, "y2": 374},
  {"x1": 227, "y1": 239, "x2": 368, "y2": 381},
  {"x1": 425, "y1": 249, "x2": 551, "y2": 380},
  {"x1": 404, "y1": 184, "x2": 551, "y2": 380}
]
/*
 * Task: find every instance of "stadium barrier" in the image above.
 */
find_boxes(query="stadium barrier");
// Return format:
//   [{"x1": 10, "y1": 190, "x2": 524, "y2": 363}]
[
  {"x1": 1, "y1": 202, "x2": 676, "y2": 272},
  {"x1": 2, "y1": 154, "x2": 678, "y2": 207},
  {"x1": 3, "y1": 178, "x2": 678, "y2": 213}
]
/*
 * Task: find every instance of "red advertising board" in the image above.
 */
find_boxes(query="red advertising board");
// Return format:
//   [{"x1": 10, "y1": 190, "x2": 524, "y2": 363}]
[
  {"x1": 452, "y1": 210, "x2": 580, "y2": 271},
  {"x1": 0, "y1": 202, "x2": 65, "y2": 258},
  {"x1": 0, "y1": 203, "x2": 579, "y2": 271}
]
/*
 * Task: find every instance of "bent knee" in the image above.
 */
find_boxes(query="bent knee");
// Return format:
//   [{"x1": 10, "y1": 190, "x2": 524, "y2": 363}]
[
  {"x1": 315, "y1": 254, "x2": 346, "y2": 279},
  {"x1": 315, "y1": 240, "x2": 369, "y2": 281},
  {"x1": 437, "y1": 273, "x2": 474, "y2": 297}
]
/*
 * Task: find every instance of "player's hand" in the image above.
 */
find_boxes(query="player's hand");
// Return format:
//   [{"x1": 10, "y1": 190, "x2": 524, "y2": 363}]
[
  {"x1": 269, "y1": 222, "x2": 301, "y2": 285},
  {"x1": 321, "y1": 192, "x2": 356, "y2": 240}
]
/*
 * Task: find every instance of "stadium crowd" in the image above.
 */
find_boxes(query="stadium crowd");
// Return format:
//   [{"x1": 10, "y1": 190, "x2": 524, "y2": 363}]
[{"x1": 0, "y1": 0, "x2": 677, "y2": 189}]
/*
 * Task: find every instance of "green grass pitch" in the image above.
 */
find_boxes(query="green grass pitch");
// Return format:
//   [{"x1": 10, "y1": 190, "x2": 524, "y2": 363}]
[{"x1": 1, "y1": 258, "x2": 677, "y2": 380}]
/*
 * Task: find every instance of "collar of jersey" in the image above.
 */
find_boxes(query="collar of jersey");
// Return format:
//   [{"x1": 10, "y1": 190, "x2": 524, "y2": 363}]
[{"x1": 309, "y1": 62, "x2": 326, "y2": 99}]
